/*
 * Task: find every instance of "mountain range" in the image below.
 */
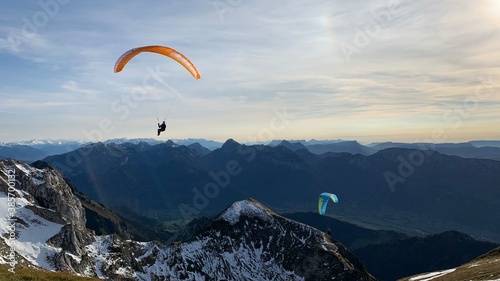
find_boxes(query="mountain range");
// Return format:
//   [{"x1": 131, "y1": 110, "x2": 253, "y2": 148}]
[
  {"x1": 3, "y1": 138, "x2": 500, "y2": 162},
  {"x1": 40, "y1": 139, "x2": 500, "y2": 243}
]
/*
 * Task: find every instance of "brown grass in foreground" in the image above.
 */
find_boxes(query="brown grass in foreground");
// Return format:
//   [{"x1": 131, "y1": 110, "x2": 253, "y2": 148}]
[
  {"x1": 399, "y1": 247, "x2": 500, "y2": 281},
  {"x1": 0, "y1": 264, "x2": 100, "y2": 281}
]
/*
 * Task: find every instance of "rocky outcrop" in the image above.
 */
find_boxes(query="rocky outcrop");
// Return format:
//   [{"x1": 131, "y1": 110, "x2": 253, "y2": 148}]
[
  {"x1": 0, "y1": 159, "x2": 86, "y2": 228},
  {"x1": 0, "y1": 158, "x2": 92, "y2": 274},
  {"x1": 47, "y1": 224, "x2": 95, "y2": 255}
]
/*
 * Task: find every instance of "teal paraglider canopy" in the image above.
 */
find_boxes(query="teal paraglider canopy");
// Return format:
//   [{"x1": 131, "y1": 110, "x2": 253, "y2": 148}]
[{"x1": 318, "y1": 192, "x2": 339, "y2": 215}]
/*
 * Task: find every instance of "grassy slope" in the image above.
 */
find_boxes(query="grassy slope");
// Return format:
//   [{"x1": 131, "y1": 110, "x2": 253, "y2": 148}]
[
  {"x1": 399, "y1": 247, "x2": 500, "y2": 281},
  {"x1": 0, "y1": 265, "x2": 100, "y2": 281}
]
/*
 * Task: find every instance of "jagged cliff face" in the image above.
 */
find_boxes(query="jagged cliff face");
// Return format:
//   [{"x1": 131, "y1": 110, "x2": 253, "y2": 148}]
[
  {"x1": 0, "y1": 159, "x2": 86, "y2": 229},
  {"x1": 0, "y1": 158, "x2": 94, "y2": 274},
  {"x1": 0, "y1": 159, "x2": 376, "y2": 280}
]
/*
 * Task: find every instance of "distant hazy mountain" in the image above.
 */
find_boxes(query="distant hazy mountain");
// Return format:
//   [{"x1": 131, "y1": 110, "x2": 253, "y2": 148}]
[
  {"x1": 371, "y1": 141, "x2": 500, "y2": 160},
  {"x1": 268, "y1": 139, "x2": 346, "y2": 146},
  {"x1": 0, "y1": 140, "x2": 88, "y2": 162},
  {"x1": 276, "y1": 140, "x2": 308, "y2": 152},
  {"x1": 371, "y1": 142, "x2": 478, "y2": 150},
  {"x1": 3, "y1": 139, "x2": 88, "y2": 147},
  {"x1": 306, "y1": 140, "x2": 377, "y2": 155},
  {"x1": 171, "y1": 138, "x2": 223, "y2": 150},
  {"x1": 302, "y1": 139, "x2": 347, "y2": 145},
  {"x1": 187, "y1": 142, "x2": 212, "y2": 154},
  {"x1": 104, "y1": 137, "x2": 162, "y2": 145},
  {"x1": 433, "y1": 145, "x2": 500, "y2": 161},
  {"x1": 0, "y1": 138, "x2": 205, "y2": 162},
  {"x1": 272, "y1": 139, "x2": 377, "y2": 156},
  {"x1": 470, "y1": 140, "x2": 500, "y2": 148},
  {"x1": 5, "y1": 138, "x2": 500, "y2": 164},
  {"x1": 43, "y1": 140, "x2": 500, "y2": 243},
  {"x1": 0, "y1": 144, "x2": 48, "y2": 162}
]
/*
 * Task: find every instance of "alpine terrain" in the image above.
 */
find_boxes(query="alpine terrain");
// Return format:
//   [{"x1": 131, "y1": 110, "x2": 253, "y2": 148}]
[
  {"x1": 43, "y1": 140, "x2": 500, "y2": 242},
  {"x1": 0, "y1": 158, "x2": 376, "y2": 280}
]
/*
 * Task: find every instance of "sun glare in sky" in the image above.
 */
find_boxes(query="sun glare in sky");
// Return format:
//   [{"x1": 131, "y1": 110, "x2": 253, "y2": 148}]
[{"x1": 0, "y1": 1, "x2": 498, "y2": 143}]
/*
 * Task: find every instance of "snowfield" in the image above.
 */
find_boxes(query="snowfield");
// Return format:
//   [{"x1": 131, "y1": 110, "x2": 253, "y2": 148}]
[{"x1": 0, "y1": 192, "x2": 64, "y2": 270}]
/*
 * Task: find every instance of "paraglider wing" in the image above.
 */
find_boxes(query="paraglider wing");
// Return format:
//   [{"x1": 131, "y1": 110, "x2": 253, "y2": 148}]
[
  {"x1": 114, "y1": 45, "x2": 201, "y2": 79},
  {"x1": 318, "y1": 192, "x2": 339, "y2": 215}
]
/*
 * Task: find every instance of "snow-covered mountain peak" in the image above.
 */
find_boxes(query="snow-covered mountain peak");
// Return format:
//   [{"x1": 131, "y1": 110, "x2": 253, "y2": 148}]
[{"x1": 219, "y1": 198, "x2": 272, "y2": 225}]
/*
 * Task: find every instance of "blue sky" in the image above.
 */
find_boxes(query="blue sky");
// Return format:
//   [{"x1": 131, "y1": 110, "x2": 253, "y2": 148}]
[{"x1": 0, "y1": 0, "x2": 499, "y2": 143}]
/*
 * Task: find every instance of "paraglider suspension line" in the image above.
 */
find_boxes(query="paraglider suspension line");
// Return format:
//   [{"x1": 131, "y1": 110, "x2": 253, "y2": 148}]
[{"x1": 163, "y1": 94, "x2": 177, "y2": 120}]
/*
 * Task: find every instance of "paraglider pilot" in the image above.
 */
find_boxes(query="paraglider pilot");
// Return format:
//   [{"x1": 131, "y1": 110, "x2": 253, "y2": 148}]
[{"x1": 157, "y1": 121, "x2": 166, "y2": 136}]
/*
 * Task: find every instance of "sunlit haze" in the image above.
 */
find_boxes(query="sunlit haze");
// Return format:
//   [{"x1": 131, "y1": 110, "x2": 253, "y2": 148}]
[{"x1": 1, "y1": 1, "x2": 499, "y2": 144}]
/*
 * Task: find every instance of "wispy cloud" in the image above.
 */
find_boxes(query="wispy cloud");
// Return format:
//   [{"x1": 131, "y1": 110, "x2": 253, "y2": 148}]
[{"x1": 0, "y1": 0, "x2": 498, "y2": 142}]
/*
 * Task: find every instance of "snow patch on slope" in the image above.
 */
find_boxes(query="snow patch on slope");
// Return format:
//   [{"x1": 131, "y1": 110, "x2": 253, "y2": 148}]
[
  {"x1": 13, "y1": 163, "x2": 45, "y2": 185},
  {"x1": 84, "y1": 235, "x2": 113, "y2": 279},
  {"x1": 409, "y1": 268, "x2": 456, "y2": 281},
  {"x1": 14, "y1": 163, "x2": 32, "y2": 176},
  {"x1": 219, "y1": 199, "x2": 271, "y2": 225},
  {"x1": 0, "y1": 192, "x2": 63, "y2": 269},
  {"x1": 135, "y1": 235, "x2": 305, "y2": 281}
]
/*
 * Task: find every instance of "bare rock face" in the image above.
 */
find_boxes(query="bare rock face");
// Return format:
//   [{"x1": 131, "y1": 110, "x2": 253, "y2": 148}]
[
  {"x1": 0, "y1": 158, "x2": 93, "y2": 273},
  {"x1": 47, "y1": 224, "x2": 96, "y2": 275},
  {"x1": 47, "y1": 224, "x2": 95, "y2": 255},
  {"x1": 1, "y1": 159, "x2": 86, "y2": 229}
]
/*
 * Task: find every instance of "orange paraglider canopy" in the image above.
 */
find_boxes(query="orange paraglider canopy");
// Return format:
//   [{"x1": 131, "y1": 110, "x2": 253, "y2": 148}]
[{"x1": 114, "y1": 45, "x2": 200, "y2": 79}]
